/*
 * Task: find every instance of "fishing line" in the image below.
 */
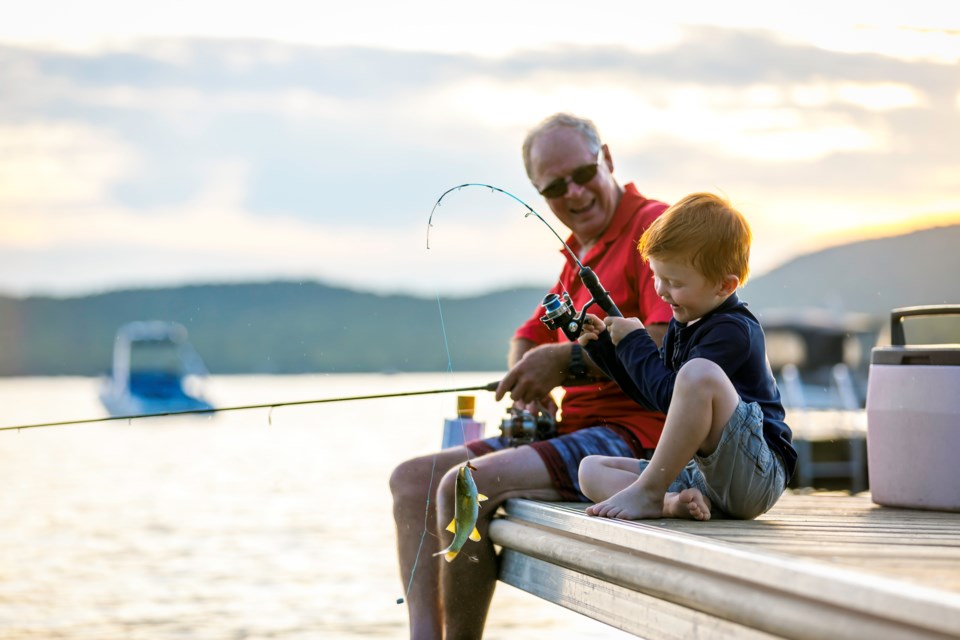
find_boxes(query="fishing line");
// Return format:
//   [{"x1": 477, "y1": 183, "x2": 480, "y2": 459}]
[
  {"x1": 400, "y1": 224, "x2": 482, "y2": 605},
  {"x1": 400, "y1": 182, "x2": 565, "y2": 604},
  {"x1": 0, "y1": 383, "x2": 498, "y2": 433},
  {"x1": 428, "y1": 183, "x2": 584, "y2": 269}
]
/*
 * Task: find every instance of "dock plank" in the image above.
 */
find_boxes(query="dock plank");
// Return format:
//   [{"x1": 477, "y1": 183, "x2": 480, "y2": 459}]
[
  {"x1": 659, "y1": 493, "x2": 960, "y2": 593},
  {"x1": 490, "y1": 492, "x2": 960, "y2": 639}
]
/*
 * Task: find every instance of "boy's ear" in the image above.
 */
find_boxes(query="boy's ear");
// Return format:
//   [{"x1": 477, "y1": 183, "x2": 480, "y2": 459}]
[{"x1": 718, "y1": 274, "x2": 740, "y2": 297}]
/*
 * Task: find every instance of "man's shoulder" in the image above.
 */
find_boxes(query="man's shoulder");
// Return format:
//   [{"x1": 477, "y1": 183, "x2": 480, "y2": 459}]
[{"x1": 622, "y1": 184, "x2": 669, "y2": 225}]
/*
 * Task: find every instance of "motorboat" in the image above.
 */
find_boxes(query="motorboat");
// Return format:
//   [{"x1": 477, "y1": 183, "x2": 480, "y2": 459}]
[{"x1": 99, "y1": 320, "x2": 214, "y2": 417}]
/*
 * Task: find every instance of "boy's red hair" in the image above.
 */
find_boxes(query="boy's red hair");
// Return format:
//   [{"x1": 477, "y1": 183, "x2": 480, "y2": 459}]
[{"x1": 638, "y1": 192, "x2": 752, "y2": 285}]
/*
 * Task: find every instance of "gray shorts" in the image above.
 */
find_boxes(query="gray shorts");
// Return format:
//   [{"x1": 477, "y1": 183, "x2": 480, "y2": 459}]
[{"x1": 639, "y1": 400, "x2": 786, "y2": 519}]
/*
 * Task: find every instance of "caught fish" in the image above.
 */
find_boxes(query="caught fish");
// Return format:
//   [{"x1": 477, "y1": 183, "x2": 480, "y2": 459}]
[{"x1": 434, "y1": 461, "x2": 488, "y2": 563}]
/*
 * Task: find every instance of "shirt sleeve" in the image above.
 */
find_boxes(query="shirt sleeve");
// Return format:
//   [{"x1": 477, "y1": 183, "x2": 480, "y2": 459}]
[
  {"x1": 585, "y1": 329, "x2": 660, "y2": 412},
  {"x1": 614, "y1": 329, "x2": 676, "y2": 413}
]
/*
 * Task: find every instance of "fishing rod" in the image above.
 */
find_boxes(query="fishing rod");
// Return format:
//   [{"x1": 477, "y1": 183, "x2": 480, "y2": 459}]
[
  {"x1": 429, "y1": 182, "x2": 658, "y2": 414},
  {"x1": 429, "y1": 183, "x2": 624, "y2": 341},
  {"x1": 0, "y1": 381, "x2": 500, "y2": 433},
  {"x1": 9, "y1": 184, "x2": 619, "y2": 435}
]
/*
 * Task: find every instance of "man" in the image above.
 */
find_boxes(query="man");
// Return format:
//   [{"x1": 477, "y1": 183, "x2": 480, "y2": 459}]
[{"x1": 389, "y1": 113, "x2": 673, "y2": 639}]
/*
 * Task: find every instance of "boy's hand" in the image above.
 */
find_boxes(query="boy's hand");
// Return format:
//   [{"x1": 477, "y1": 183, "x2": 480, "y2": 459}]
[
  {"x1": 604, "y1": 316, "x2": 645, "y2": 345},
  {"x1": 577, "y1": 313, "x2": 606, "y2": 346}
]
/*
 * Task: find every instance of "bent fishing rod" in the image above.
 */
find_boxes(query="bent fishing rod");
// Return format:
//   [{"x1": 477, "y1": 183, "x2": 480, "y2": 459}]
[
  {"x1": 429, "y1": 183, "x2": 624, "y2": 340},
  {"x1": 0, "y1": 381, "x2": 500, "y2": 433},
  {"x1": 430, "y1": 183, "x2": 656, "y2": 413}
]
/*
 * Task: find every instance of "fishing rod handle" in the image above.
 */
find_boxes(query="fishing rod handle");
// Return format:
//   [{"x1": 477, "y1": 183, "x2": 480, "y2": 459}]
[{"x1": 579, "y1": 266, "x2": 622, "y2": 318}]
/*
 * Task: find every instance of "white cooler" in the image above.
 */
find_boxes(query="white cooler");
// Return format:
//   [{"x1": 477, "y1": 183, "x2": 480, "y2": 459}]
[{"x1": 866, "y1": 305, "x2": 960, "y2": 511}]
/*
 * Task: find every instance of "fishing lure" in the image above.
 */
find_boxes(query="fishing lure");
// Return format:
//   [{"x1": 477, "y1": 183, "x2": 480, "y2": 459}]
[{"x1": 433, "y1": 462, "x2": 488, "y2": 563}]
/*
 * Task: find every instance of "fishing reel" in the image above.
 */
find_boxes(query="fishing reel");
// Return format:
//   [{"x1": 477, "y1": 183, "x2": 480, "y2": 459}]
[
  {"x1": 499, "y1": 407, "x2": 558, "y2": 446},
  {"x1": 540, "y1": 292, "x2": 584, "y2": 342},
  {"x1": 539, "y1": 266, "x2": 623, "y2": 341}
]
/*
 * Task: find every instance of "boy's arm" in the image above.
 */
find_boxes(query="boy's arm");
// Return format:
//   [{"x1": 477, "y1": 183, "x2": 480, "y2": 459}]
[
  {"x1": 612, "y1": 328, "x2": 675, "y2": 412},
  {"x1": 617, "y1": 318, "x2": 753, "y2": 411},
  {"x1": 583, "y1": 328, "x2": 660, "y2": 412}
]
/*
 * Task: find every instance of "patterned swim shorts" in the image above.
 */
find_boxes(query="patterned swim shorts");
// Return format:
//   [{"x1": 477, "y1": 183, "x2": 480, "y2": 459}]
[{"x1": 467, "y1": 425, "x2": 651, "y2": 501}]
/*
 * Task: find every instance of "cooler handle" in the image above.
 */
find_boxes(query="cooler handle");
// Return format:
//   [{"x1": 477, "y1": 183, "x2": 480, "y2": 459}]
[{"x1": 891, "y1": 305, "x2": 960, "y2": 346}]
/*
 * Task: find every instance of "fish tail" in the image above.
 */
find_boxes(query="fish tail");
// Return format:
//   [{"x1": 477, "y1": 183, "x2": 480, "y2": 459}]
[{"x1": 432, "y1": 546, "x2": 459, "y2": 562}]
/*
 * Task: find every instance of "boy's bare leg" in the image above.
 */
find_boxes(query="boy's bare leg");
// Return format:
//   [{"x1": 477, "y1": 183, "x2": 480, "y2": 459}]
[
  {"x1": 578, "y1": 455, "x2": 642, "y2": 502},
  {"x1": 585, "y1": 358, "x2": 739, "y2": 520},
  {"x1": 580, "y1": 456, "x2": 712, "y2": 520}
]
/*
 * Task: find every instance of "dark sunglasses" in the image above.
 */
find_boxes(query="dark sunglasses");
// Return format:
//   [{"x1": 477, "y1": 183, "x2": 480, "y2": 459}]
[{"x1": 537, "y1": 149, "x2": 603, "y2": 199}]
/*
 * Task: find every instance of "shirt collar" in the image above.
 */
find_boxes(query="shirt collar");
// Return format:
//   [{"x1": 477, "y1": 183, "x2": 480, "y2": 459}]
[
  {"x1": 559, "y1": 182, "x2": 645, "y2": 263},
  {"x1": 675, "y1": 292, "x2": 743, "y2": 330}
]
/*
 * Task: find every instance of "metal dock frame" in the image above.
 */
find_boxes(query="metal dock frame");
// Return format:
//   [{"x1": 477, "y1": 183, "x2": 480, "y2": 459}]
[{"x1": 489, "y1": 498, "x2": 960, "y2": 639}]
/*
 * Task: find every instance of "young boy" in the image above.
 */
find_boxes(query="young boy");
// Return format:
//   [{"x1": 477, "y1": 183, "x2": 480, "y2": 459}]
[{"x1": 577, "y1": 192, "x2": 796, "y2": 521}]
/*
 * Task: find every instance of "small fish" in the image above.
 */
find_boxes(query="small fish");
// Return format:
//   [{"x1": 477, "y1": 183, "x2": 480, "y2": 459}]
[{"x1": 433, "y1": 461, "x2": 488, "y2": 563}]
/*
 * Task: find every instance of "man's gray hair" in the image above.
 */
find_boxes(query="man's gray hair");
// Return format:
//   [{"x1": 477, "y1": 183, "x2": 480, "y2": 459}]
[{"x1": 521, "y1": 113, "x2": 602, "y2": 180}]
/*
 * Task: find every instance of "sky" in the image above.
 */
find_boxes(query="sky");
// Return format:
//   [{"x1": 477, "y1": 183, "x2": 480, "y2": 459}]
[{"x1": 1, "y1": 1, "x2": 958, "y2": 299}]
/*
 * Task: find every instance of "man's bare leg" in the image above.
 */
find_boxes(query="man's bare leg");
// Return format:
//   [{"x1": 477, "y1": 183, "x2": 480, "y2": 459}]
[
  {"x1": 437, "y1": 445, "x2": 562, "y2": 640},
  {"x1": 585, "y1": 358, "x2": 739, "y2": 520},
  {"x1": 390, "y1": 446, "x2": 469, "y2": 639}
]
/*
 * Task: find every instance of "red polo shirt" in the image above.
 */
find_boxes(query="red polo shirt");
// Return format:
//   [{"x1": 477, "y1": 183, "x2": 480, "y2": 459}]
[{"x1": 514, "y1": 183, "x2": 673, "y2": 448}]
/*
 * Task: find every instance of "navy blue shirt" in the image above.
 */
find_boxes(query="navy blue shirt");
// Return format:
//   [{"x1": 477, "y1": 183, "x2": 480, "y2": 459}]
[{"x1": 584, "y1": 293, "x2": 797, "y2": 480}]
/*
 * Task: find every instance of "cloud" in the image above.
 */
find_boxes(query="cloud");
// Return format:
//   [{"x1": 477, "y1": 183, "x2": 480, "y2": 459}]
[{"x1": 0, "y1": 29, "x2": 957, "y2": 296}]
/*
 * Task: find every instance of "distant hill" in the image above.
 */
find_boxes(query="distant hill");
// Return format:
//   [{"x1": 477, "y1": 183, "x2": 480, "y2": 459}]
[
  {"x1": 0, "y1": 282, "x2": 546, "y2": 376},
  {"x1": 743, "y1": 224, "x2": 959, "y2": 316},
  {"x1": 0, "y1": 224, "x2": 956, "y2": 376}
]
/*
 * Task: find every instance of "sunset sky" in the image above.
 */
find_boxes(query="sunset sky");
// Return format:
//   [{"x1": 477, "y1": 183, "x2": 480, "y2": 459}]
[{"x1": 1, "y1": 1, "x2": 958, "y2": 298}]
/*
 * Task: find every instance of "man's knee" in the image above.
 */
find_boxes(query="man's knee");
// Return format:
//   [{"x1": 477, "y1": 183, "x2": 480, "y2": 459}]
[{"x1": 390, "y1": 454, "x2": 443, "y2": 503}]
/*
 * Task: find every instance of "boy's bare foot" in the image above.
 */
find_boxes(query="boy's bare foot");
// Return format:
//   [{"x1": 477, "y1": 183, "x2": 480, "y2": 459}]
[
  {"x1": 663, "y1": 488, "x2": 711, "y2": 520},
  {"x1": 586, "y1": 486, "x2": 712, "y2": 521},
  {"x1": 585, "y1": 483, "x2": 664, "y2": 520}
]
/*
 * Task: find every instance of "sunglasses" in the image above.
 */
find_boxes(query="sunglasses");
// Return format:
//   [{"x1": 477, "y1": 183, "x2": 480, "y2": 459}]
[{"x1": 537, "y1": 149, "x2": 603, "y2": 199}]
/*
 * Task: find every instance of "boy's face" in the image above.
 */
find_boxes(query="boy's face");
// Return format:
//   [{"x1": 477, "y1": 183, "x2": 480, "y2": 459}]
[{"x1": 648, "y1": 257, "x2": 733, "y2": 324}]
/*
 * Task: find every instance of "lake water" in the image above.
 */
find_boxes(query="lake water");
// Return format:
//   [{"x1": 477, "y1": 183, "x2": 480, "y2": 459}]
[{"x1": 0, "y1": 374, "x2": 636, "y2": 639}]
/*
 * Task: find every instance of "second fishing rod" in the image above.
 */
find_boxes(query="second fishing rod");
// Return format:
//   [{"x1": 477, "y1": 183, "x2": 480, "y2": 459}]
[{"x1": 5, "y1": 185, "x2": 628, "y2": 436}]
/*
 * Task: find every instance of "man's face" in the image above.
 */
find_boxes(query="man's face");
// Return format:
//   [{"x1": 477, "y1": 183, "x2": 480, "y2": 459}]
[{"x1": 528, "y1": 126, "x2": 619, "y2": 247}]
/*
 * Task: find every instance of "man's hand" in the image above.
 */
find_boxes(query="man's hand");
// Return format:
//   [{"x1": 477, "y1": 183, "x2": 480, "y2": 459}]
[
  {"x1": 495, "y1": 342, "x2": 568, "y2": 404},
  {"x1": 604, "y1": 316, "x2": 645, "y2": 345}
]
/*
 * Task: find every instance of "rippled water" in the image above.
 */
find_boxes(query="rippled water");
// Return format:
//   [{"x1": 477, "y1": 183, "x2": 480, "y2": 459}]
[{"x1": 0, "y1": 374, "x2": 634, "y2": 639}]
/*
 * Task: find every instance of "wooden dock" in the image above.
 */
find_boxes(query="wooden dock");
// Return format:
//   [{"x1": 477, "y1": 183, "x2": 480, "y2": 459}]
[{"x1": 488, "y1": 492, "x2": 960, "y2": 639}]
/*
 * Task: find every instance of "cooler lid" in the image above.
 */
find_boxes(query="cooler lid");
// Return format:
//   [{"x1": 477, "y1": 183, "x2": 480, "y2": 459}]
[{"x1": 872, "y1": 345, "x2": 960, "y2": 366}]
